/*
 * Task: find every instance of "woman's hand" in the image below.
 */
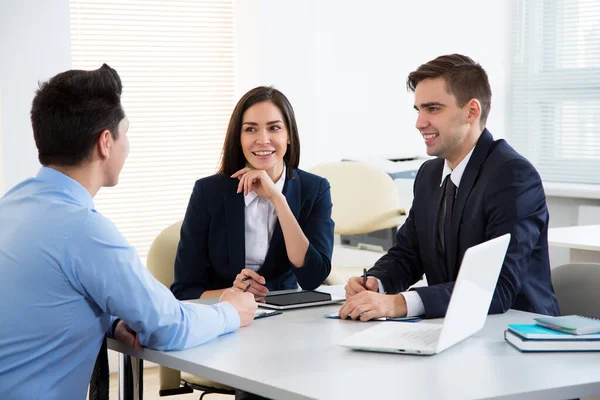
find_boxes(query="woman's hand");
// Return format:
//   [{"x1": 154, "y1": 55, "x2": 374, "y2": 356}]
[
  {"x1": 233, "y1": 268, "x2": 269, "y2": 298},
  {"x1": 231, "y1": 167, "x2": 282, "y2": 201}
]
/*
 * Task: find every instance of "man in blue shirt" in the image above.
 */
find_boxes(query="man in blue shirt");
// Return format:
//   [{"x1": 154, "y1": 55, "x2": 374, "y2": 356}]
[{"x1": 0, "y1": 64, "x2": 257, "y2": 400}]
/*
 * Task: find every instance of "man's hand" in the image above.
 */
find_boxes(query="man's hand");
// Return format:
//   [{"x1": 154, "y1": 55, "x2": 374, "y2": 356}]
[
  {"x1": 339, "y1": 292, "x2": 407, "y2": 321},
  {"x1": 114, "y1": 320, "x2": 142, "y2": 350},
  {"x1": 345, "y1": 276, "x2": 379, "y2": 298},
  {"x1": 220, "y1": 288, "x2": 258, "y2": 327}
]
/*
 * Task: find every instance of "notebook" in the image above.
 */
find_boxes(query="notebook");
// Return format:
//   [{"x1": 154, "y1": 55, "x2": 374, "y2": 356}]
[
  {"x1": 508, "y1": 324, "x2": 600, "y2": 340},
  {"x1": 504, "y1": 330, "x2": 600, "y2": 352},
  {"x1": 324, "y1": 311, "x2": 422, "y2": 322},
  {"x1": 337, "y1": 234, "x2": 510, "y2": 355},
  {"x1": 534, "y1": 315, "x2": 600, "y2": 335}
]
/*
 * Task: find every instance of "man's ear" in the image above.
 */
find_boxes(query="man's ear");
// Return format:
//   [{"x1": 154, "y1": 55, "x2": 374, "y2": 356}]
[
  {"x1": 97, "y1": 130, "x2": 112, "y2": 159},
  {"x1": 466, "y1": 98, "x2": 482, "y2": 124}
]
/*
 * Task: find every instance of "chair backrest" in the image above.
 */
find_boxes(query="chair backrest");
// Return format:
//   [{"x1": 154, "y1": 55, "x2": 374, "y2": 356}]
[
  {"x1": 551, "y1": 263, "x2": 600, "y2": 318},
  {"x1": 146, "y1": 220, "x2": 183, "y2": 288},
  {"x1": 308, "y1": 161, "x2": 405, "y2": 235}
]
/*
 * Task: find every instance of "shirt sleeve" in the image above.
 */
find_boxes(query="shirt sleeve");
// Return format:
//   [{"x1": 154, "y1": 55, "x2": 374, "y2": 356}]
[
  {"x1": 375, "y1": 278, "x2": 425, "y2": 317},
  {"x1": 61, "y1": 211, "x2": 240, "y2": 351},
  {"x1": 401, "y1": 291, "x2": 425, "y2": 317}
]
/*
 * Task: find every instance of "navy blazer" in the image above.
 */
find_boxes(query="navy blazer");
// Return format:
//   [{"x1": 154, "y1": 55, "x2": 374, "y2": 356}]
[
  {"x1": 368, "y1": 129, "x2": 560, "y2": 318},
  {"x1": 171, "y1": 169, "x2": 334, "y2": 300}
]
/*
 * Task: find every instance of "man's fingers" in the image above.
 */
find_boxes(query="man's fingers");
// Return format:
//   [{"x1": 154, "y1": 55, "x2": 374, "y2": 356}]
[
  {"x1": 133, "y1": 334, "x2": 142, "y2": 350},
  {"x1": 349, "y1": 301, "x2": 369, "y2": 320},
  {"x1": 359, "y1": 309, "x2": 375, "y2": 322},
  {"x1": 366, "y1": 277, "x2": 379, "y2": 292},
  {"x1": 348, "y1": 278, "x2": 366, "y2": 294}
]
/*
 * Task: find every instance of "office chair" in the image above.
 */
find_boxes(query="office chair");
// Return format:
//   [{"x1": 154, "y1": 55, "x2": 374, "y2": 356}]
[
  {"x1": 551, "y1": 263, "x2": 600, "y2": 318},
  {"x1": 146, "y1": 220, "x2": 235, "y2": 399},
  {"x1": 308, "y1": 162, "x2": 406, "y2": 284}
]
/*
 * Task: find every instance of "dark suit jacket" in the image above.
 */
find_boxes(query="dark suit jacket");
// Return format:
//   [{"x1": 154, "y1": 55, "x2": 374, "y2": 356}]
[
  {"x1": 171, "y1": 169, "x2": 334, "y2": 300},
  {"x1": 368, "y1": 129, "x2": 559, "y2": 318}
]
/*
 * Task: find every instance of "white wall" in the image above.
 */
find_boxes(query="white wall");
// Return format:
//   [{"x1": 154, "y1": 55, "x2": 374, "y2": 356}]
[
  {"x1": 0, "y1": 0, "x2": 72, "y2": 193},
  {"x1": 235, "y1": 0, "x2": 510, "y2": 168}
]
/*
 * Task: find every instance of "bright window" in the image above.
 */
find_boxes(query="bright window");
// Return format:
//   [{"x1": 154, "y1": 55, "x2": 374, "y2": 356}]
[
  {"x1": 510, "y1": 0, "x2": 600, "y2": 184},
  {"x1": 70, "y1": 0, "x2": 235, "y2": 257}
]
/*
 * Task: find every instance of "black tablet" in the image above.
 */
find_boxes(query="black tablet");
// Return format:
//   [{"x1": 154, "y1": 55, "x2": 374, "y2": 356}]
[{"x1": 260, "y1": 290, "x2": 340, "y2": 310}]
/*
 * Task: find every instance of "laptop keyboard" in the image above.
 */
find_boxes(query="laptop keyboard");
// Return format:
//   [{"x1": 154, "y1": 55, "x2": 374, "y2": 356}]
[{"x1": 387, "y1": 324, "x2": 442, "y2": 347}]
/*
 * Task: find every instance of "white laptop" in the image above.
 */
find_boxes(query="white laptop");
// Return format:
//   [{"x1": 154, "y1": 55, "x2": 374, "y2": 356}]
[{"x1": 338, "y1": 233, "x2": 511, "y2": 355}]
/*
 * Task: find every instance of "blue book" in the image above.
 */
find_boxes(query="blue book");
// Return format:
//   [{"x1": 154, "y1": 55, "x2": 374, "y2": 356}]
[
  {"x1": 508, "y1": 324, "x2": 600, "y2": 340},
  {"x1": 505, "y1": 329, "x2": 600, "y2": 353},
  {"x1": 534, "y1": 315, "x2": 600, "y2": 335}
]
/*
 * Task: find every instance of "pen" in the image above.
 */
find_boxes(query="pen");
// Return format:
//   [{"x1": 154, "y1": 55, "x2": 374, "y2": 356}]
[
  {"x1": 243, "y1": 283, "x2": 251, "y2": 292},
  {"x1": 241, "y1": 276, "x2": 251, "y2": 282},
  {"x1": 363, "y1": 268, "x2": 367, "y2": 288}
]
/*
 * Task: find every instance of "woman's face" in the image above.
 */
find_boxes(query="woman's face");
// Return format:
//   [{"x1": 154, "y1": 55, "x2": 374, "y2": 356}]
[{"x1": 240, "y1": 101, "x2": 289, "y2": 179}]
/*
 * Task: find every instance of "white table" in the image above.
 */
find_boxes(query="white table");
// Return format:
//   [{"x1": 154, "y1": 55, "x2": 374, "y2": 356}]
[
  {"x1": 548, "y1": 224, "x2": 600, "y2": 263},
  {"x1": 109, "y1": 287, "x2": 600, "y2": 400}
]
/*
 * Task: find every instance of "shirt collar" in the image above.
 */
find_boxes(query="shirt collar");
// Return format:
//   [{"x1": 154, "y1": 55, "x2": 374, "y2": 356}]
[
  {"x1": 439, "y1": 147, "x2": 475, "y2": 188},
  {"x1": 244, "y1": 165, "x2": 286, "y2": 206},
  {"x1": 36, "y1": 166, "x2": 95, "y2": 210}
]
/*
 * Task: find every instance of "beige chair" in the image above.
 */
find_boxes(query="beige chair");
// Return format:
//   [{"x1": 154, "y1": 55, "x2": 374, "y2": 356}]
[
  {"x1": 551, "y1": 263, "x2": 600, "y2": 318},
  {"x1": 146, "y1": 220, "x2": 235, "y2": 398},
  {"x1": 309, "y1": 162, "x2": 406, "y2": 284}
]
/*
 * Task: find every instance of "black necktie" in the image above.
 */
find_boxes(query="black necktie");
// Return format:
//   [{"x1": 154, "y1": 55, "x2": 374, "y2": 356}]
[
  {"x1": 444, "y1": 176, "x2": 456, "y2": 268},
  {"x1": 89, "y1": 337, "x2": 109, "y2": 400}
]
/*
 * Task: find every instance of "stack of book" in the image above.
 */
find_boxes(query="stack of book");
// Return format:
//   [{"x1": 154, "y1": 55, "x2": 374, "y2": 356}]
[{"x1": 504, "y1": 315, "x2": 600, "y2": 352}]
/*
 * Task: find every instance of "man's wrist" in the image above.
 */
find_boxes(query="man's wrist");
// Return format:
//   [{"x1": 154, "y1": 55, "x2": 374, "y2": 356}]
[
  {"x1": 110, "y1": 318, "x2": 121, "y2": 338},
  {"x1": 392, "y1": 294, "x2": 407, "y2": 318}
]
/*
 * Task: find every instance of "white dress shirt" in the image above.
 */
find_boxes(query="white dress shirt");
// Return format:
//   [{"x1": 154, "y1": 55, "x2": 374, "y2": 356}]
[
  {"x1": 378, "y1": 147, "x2": 475, "y2": 317},
  {"x1": 244, "y1": 166, "x2": 286, "y2": 271}
]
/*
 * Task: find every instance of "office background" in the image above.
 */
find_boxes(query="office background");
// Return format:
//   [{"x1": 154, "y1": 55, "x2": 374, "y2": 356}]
[{"x1": 0, "y1": 0, "x2": 598, "y2": 278}]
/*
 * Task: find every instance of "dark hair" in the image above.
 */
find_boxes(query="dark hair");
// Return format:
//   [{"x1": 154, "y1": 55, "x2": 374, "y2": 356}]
[
  {"x1": 31, "y1": 63, "x2": 125, "y2": 166},
  {"x1": 407, "y1": 54, "x2": 492, "y2": 127},
  {"x1": 218, "y1": 86, "x2": 300, "y2": 179}
]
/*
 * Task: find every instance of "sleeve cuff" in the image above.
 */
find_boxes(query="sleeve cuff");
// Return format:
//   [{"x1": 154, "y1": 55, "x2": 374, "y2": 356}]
[
  {"x1": 375, "y1": 278, "x2": 386, "y2": 294},
  {"x1": 106, "y1": 316, "x2": 120, "y2": 337},
  {"x1": 212, "y1": 302, "x2": 240, "y2": 334},
  {"x1": 401, "y1": 291, "x2": 425, "y2": 317}
]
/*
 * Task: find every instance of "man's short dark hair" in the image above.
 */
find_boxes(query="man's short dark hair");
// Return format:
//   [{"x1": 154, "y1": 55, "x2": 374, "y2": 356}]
[
  {"x1": 407, "y1": 54, "x2": 492, "y2": 127},
  {"x1": 31, "y1": 63, "x2": 125, "y2": 166},
  {"x1": 217, "y1": 86, "x2": 300, "y2": 180}
]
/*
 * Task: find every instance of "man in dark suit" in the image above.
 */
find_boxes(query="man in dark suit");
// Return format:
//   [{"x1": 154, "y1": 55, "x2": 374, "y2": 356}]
[{"x1": 341, "y1": 54, "x2": 559, "y2": 320}]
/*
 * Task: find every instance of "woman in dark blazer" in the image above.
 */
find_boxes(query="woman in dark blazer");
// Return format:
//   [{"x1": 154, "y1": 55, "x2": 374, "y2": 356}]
[{"x1": 171, "y1": 86, "x2": 334, "y2": 300}]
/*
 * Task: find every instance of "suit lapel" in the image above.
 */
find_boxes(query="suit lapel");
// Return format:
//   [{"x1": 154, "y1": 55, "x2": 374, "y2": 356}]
[
  {"x1": 260, "y1": 170, "x2": 300, "y2": 277},
  {"x1": 449, "y1": 129, "x2": 494, "y2": 276},
  {"x1": 225, "y1": 178, "x2": 245, "y2": 272}
]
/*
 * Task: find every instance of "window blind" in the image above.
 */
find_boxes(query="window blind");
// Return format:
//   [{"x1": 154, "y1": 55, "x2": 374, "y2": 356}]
[
  {"x1": 510, "y1": 0, "x2": 600, "y2": 184},
  {"x1": 70, "y1": 0, "x2": 235, "y2": 257}
]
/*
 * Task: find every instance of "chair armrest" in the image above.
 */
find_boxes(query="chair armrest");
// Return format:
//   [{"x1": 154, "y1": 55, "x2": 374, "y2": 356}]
[{"x1": 159, "y1": 365, "x2": 182, "y2": 390}]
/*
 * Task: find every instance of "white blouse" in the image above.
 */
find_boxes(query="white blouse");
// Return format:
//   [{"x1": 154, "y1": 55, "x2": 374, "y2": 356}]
[{"x1": 243, "y1": 166, "x2": 286, "y2": 271}]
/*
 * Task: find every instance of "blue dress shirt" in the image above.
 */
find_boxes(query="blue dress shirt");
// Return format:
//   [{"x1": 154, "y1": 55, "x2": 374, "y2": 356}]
[{"x1": 0, "y1": 167, "x2": 240, "y2": 400}]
